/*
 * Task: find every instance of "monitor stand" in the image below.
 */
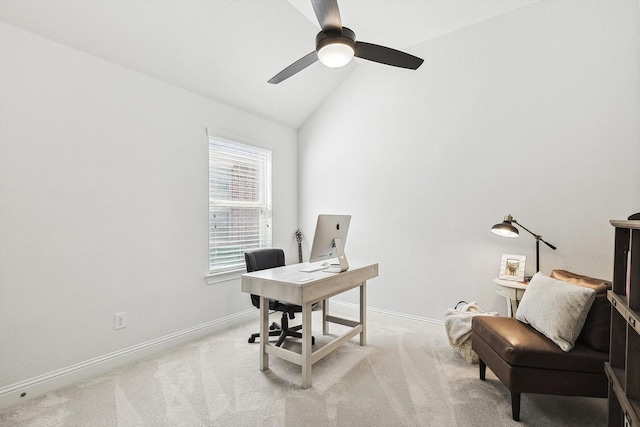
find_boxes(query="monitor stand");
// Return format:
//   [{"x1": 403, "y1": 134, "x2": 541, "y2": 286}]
[{"x1": 324, "y1": 238, "x2": 349, "y2": 273}]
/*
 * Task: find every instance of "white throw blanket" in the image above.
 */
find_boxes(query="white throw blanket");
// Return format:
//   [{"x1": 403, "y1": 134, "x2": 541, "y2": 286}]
[{"x1": 444, "y1": 301, "x2": 498, "y2": 347}]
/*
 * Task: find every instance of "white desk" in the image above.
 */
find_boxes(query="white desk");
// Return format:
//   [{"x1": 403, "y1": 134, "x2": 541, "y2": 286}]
[
  {"x1": 493, "y1": 278, "x2": 528, "y2": 317},
  {"x1": 241, "y1": 260, "x2": 378, "y2": 388}
]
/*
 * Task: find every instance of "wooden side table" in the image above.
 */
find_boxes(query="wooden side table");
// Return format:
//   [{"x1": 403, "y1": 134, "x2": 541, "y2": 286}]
[{"x1": 493, "y1": 278, "x2": 528, "y2": 317}]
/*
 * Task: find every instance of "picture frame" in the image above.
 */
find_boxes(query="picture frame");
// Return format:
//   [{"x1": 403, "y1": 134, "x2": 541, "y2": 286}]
[{"x1": 499, "y1": 254, "x2": 526, "y2": 282}]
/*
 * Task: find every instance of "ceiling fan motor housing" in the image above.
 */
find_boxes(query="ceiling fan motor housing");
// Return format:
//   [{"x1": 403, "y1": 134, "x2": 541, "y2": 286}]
[{"x1": 315, "y1": 27, "x2": 356, "y2": 52}]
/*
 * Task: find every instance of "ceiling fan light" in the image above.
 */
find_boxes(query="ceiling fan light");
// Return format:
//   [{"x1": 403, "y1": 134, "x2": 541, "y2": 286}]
[{"x1": 317, "y1": 41, "x2": 354, "y2": 68}]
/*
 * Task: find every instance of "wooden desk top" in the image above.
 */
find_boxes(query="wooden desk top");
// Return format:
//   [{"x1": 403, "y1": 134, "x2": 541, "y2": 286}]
[{"x1": 241, "y1": 260, "x2": 378, "y2": 305}]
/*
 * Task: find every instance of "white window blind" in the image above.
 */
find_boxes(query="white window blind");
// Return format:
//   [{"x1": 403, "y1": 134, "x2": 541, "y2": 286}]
[{"x1": 208, "y1": 133, "x2": 272, "y2": 274}]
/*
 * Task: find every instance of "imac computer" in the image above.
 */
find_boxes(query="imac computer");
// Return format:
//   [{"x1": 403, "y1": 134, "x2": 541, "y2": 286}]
[{"x1": 301, "y1": 214, "x2": 351, "y2": 273}]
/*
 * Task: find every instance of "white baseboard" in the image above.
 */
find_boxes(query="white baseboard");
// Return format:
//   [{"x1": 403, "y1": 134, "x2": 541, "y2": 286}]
[
  {"x1": 329, "y1": 300, "x2": 445, "y2": 326},
  {"x1": 0, "y1": 309, "x2": 256, "y2": 410},
  {"x1": 0, "y1": 303, "x2": 441, "y2": 410}
]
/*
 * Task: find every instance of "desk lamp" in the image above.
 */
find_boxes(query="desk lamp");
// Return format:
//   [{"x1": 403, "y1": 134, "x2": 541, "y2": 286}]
[{"x1": 491, "y1": 214, "x2": 557, "y2": 272}]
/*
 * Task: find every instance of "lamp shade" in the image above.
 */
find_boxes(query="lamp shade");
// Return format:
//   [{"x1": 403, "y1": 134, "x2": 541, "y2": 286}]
[{"x1": 491, "y1": 215, "x2": 519, "y2": 238}]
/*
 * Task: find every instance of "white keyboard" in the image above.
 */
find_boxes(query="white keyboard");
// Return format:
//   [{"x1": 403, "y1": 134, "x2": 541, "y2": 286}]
[{"x1": 299, "y1": 262, "x2": 329, "y2": 272}]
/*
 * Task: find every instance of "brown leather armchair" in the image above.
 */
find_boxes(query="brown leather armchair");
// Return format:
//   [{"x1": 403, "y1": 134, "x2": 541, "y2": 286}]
[{"x1": 471, "y1": 270, "x2": 611, "y2": 421}]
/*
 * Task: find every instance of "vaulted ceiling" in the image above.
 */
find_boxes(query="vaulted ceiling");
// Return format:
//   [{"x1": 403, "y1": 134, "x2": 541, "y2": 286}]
[{"x1": 0, "y1": 0, "x2": 538, "y2": 129}]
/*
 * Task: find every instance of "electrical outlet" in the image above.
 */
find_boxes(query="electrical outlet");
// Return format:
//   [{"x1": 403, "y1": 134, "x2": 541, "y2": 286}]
[{"x1": 114, "y1": 312, "x2": 127, "y2": 330}]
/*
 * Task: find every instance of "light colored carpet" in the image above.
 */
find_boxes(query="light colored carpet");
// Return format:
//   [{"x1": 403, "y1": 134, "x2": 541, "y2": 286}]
[{"x1": 0, "y1": 308, "x2": 607, "y2": 426}]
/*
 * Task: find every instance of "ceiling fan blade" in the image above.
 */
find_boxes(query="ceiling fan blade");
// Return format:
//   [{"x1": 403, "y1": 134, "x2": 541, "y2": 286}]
[
  {"x1": 355, "y1": 42, "x2": 424, "y2": 70},
  {"x1": 311, "y1": 0, "x2": 342, "y2": 32},
  {"x1": 268, "y1": 51, "x2": 318, "y2": 84}
]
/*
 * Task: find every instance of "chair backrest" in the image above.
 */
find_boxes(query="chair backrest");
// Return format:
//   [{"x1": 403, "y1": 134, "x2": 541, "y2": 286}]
[
  {"x1": 244, "y1": 248, "x2": 285, "y2": 272},
  {"x1": 245, "y1": 248, "x2": 285, "y2": 309}
]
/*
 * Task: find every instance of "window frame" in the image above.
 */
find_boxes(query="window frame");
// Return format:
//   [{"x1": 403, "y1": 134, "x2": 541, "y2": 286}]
[{"x1": 206, "y1": 129, "x2": 272, "y2": 282}]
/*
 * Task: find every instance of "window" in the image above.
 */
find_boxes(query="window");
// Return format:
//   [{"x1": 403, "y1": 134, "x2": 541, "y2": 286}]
[{"x1": 208, "y1": 131, "x2": 272, "y2": 274}]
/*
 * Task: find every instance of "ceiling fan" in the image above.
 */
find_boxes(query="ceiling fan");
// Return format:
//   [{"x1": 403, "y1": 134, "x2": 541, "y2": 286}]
[{"x1": 268, "y1": 0, "x2": 424, "y2": 84}]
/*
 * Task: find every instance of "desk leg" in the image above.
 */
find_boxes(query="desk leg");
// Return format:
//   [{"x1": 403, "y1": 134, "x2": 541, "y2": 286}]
[
  {"x1": 322, "y1": 299, "x2": 329, "y2": 335},
  {"x1": 260, "y1": 296, "x2": 269, "y2": 371},
  {"x1": 360, "y1": 281, "x2": 367, "y2": 346},
  {"x1": 301, "y1": 302, "x2": 313, "y2": 389}
]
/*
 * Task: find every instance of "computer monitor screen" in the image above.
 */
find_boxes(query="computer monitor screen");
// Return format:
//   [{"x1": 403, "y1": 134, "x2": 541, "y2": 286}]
[{"x1": 308, "y1": 214, "x2": 351, "y2": 264}]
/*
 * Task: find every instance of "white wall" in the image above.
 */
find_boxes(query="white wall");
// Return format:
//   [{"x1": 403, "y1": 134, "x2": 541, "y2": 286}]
[
  {"x1": 1, "y1": 0, "x2": 639, "y2": 407},
  {"x1": 298, "y1": 0, "x2": 640, "y2": 319},
  {"x1": 0, "y1": 23, "x2": 297, "y2": 394}
]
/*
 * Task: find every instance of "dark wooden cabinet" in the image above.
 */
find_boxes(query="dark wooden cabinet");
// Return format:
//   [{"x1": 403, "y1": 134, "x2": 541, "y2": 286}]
[{"x1": 607, "y1": 218, "x2": 640, "y2": 427}]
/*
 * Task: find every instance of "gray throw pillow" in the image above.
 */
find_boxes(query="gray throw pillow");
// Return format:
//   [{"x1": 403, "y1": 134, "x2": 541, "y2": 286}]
[{"x1": 516, "y1": 272, "x2": 596, "y2": 352}]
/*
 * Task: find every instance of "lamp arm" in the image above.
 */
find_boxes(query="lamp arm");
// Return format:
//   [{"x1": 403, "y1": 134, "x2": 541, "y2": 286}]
[
  {"x1": 511, "y1": 220, "x2": 537, "y2": 238},
  {"x1": 513, "y1": 220, "x2": 557, "y2": 251},
  {"x1": 540, "y1": 238, "x2": 557, "y2": 251}
]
